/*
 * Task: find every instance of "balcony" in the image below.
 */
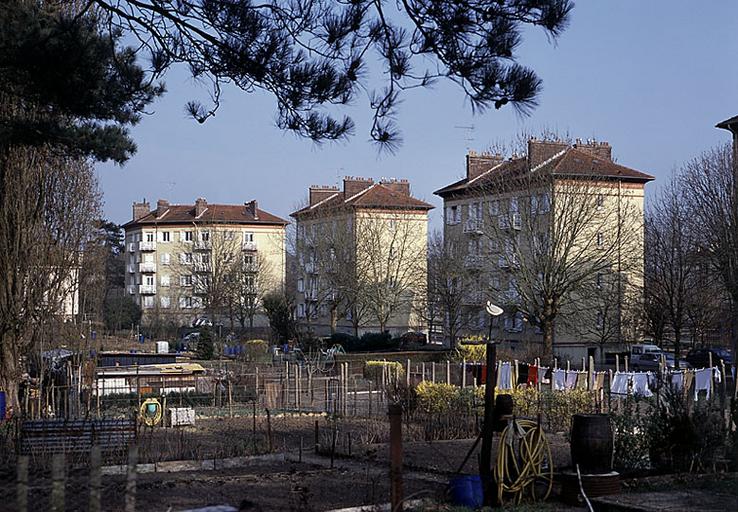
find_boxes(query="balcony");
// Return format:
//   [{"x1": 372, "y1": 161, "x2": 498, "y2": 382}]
[
  {"x1": 242, "y1": 241, "x2": 257, "y2": 251},
  {"x1": 305, "y1": 289, "x2": 318, "y2": 301},
  {"x1": 512, "y1": 213, "x2": 522, "y2": 230},
  {"x1": 139, "y1": 241, "x2": 156, "y2": 251},
  {"x1": 193, "y1": 262, "x2": 210, "y2": 273},
  {"x1": 463, "y1": 218, "x2": 484, "y2": 234},
  {"x1": 194, "y1": 239, "x2": 211, "y2": 251},
  {"x1": 464, "y1": 255, "x2": 485, "y2": 268},
  {"x1": 139, "y1": 284, "x2": 156, "y2": 294},
  {"x1": 139, "y1": 262, "x2": 156, "y2": 273}
]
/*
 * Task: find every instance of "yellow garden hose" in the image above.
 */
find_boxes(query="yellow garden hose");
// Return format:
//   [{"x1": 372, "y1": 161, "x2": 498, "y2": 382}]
[{"x1": 493, "y1": 418, "x2": 554, "y2": 505}]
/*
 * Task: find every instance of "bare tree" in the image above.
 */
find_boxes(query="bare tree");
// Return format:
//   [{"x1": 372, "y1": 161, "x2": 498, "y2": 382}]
[
  {"x1": 0, "y1": 146, "x2": 101, "y2": 409},
  {"x1": 480, "y1": 168, "x2": 644, "y2": 358},
  {"x1": 681, "y1": 144, "x2": 738, "y2": 356},
  {"x1": 354, "y1": 211, "x2": 427, "y2": 333},
  {"x1": 230, "y1": 250, "x2": 275, "y2": 330}
]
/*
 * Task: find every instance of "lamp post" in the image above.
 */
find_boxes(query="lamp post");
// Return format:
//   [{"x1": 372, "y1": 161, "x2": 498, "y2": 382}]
[{"x1": 480, "y1": 301, "x2": 504, "y2": 506}]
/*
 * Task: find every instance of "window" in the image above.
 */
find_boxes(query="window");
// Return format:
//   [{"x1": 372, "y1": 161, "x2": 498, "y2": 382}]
[
  {"x1": 446, "y1": 205, "x2": 460, "y2": 225},
  {"x1": 596, "y1": 194, "x2": 604, "y2": 210},
  {"x1": 161, "y1": 231, "x2": 170, "y2": 242},
  {"x1": 469, "y1": 202, "x2": 481, "y2": 220},
  {"x1": 596, "y1": 312, "x2": 604, "y2": 329},
  {"x1": 144, "y1": 275, "x2": 154, "y2": 286},
  {"x1": 488, "y1": 239, "x2": 498, "y2": 252},
  {"x1": 180, "y1": 275, "x2": 193, "y2": 287},
  {"x1": 509, "y1": 197, "x2": 519, "y2": 214},
  {"x1": 160, "y1": 253, "x2": 171, "y2": 265},
  {"x1": 489, "y1": 200, "x2": 499, "y2": 216},
  {"x1": 596, "y1": 273, "x2": 603, "y2": 288},
  {"x1": 145, "y1": 232, "x2": 154, "y2": 242},
  {"x1": 596, "y1": 232, "x2": 604, "y2": 247},
  {"x1": 297, "y1": 278, "x2": 304, "y2": 292},
  {"x1": 224, "y1": 230, "x2": 235, "y2": 241},
  {"x1": 143, "y1": 296, "x2": 154, "y2": 309},
  {"x1": 179, "y1": 296, "x2": 194, "y2": 309},
  {"x1": 243, "y1": 254, "x2": 254, "y2": 266},
  {"x1": 244, "y1": 232, "x2": 254, "y2": 242},
  {"x1": 200, "y1": 253, "x2": 210, "y2": 265},
  {"x1": 538, "y1": 193, "x2": 550, "y2": 213},
  {"x1": 297, "y1": 303, "x2": 306, "y2": 318},
  {"x1": 467, "y1": 239, "x2": 480, "y2": 255},
  {"x1": 180, "y1": 252, "x2": 193, "y2": 264},
  {"x1": 160, "y1": 296, "x2": 170, "y2": 308},
  {"x1": 530, "y1": 195, "x2": 538, "y2": 214},
  {"x1": 183, "y1": 231, "x2": 194, "y2": 242},
  {"x1": 160, "y1": 275, "x2": 170, "y2": 287}
]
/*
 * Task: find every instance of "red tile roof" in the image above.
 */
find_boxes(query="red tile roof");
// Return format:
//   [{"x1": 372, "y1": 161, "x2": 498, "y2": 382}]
[
  {"x1": 434, "y1": 146, "x2": 653, "y2": 198},
  {"x1": 124, "y1": 203, "x2": 288, "y2": 229},
  {"x1": 291, "y1": 183, "x2": 433, "y2": 217}
]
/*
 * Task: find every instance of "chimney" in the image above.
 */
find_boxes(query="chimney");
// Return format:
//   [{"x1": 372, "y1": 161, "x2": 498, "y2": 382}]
[
  {"x1": 309, "y1": 185, "x2": 339, "y2": 206},
  {"x1": 245, "y1": 200, "x2": 259, "y2": 219},
  {"x1": 572, "y1": 140, "x2": 613, "y2": 161},
  {"x1": 527, "y1": 139, "x2": 569, "y2": 168},
  {"x1": 343, "y1": 176, "x2": 374, "y2": 199},
  {"x1": 156, "y1": 199, "x2": 170, "y2": 217},
  {"x1": 194, "y1": 197, "x2": 208, "y2": 217},
  {"x1": 380, "y1": 178, "x2": 410, "y2": 196},
  {"x1": 132, "y1": 200, "x2": 150, "y2": 221},
  {"x1": 466, "y1": 150, "x2": 504, "y2": 180}
]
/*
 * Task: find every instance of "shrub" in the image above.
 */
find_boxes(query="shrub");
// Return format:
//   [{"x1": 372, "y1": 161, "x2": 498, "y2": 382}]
[
  {"x1": 364, "y1": 360, "x2": 404, "y2": 381},
  {"x1": 245, "y1": 339, "x2": 270, "y2": 362},
  {"x1": 328, "y1": 332, "x2": 359, "y2": 351},
  {"x1": 415, "y1": 381, "x2": 460, "y2": 414},
  {"x1": 455, "y1": 342, "x2": 486, "y2": 362},
  {"x1": 360, "y1": 331, "x2": 394, "y2": 351},
  {"x1": 196, "y1": 327, "x2": 214, "y2": 360}
]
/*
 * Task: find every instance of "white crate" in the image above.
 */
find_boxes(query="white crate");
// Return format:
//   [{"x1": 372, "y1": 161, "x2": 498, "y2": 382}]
[{"x1": 169, "y1": 407, "x2": 195, "y2": 427}]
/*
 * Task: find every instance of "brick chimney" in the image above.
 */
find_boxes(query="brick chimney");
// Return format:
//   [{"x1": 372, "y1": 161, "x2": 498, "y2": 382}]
[
  {"x1": 309, "y1": 185, "x2": 339, "y2": 206},
  {"x1": 343, "y1": 176, "x2": 374, "y2": 199},
  {"x1": 156, "y1": 199, "x2": 170, "y2": 217},
  {"x1": 245, "y1": 200, "x2": 259, "y2": 219},
  {"x1": 380, "y1": 178, "x2": 410, "y2": 196},
  {"x1": 466, "y1": 150, "x2": 504, "y2": 180},
  {"x1": 132, "y1": 200, "x2": 150, "y2": 221},
  {"x1": 527, "y1": 139, "x2": 569, "y2": 168},
  {"x1": 572, "y1": 139, "x2": 613, "y2": 161},
  {"x1": 194, "y1": 197, "x2": 207, "y2": 217}
]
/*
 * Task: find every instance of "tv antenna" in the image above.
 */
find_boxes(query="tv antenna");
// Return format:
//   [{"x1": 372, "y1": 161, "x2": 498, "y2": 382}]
[{"x1": 454, "y1": 124, "x2": 476, "y2": 149}]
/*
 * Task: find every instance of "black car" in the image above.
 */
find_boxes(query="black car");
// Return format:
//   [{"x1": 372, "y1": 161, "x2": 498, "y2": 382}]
[{"x1": 686, "y1": 347, "x2": 733, "y2": 370}]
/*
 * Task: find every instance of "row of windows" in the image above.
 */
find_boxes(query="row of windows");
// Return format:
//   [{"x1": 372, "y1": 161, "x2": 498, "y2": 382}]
[
  {"x1": 130, "y1": 252, "x2": 256, "y2": 266},
  {"x1": 142, "y1": 296, "x2": 201, "y2": 309},
  {"x1": 131, "y1": 273, "x2": 257, "y2": 288},
  {"x1": 130, "y1": 230, "x2": 256, "y2": 244},
  {"x1": 446, "y1": 194, "x2": 551, "y2": 225}
]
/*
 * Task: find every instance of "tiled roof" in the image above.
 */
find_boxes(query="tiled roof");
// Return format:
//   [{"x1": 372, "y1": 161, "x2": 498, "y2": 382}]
[
  {"x1": 434, "y1": 147, "x2": 653, "y2": 198},
  {"x1": 124, "y1": 204, "x2": 288, "y2": 229},
  {"x1": 291, "y1": 183, "x2": 433, "y2": 217},
  {"x1": 717, "y1": 115, "x2": 738, "y2": 130}
]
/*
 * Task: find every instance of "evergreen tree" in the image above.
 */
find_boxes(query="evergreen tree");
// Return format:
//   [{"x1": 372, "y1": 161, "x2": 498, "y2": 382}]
[{"x1": 196, "y1": 326, "x2": 215, "y2": 360}]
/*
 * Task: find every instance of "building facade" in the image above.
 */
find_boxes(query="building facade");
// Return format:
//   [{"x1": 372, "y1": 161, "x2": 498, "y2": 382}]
[
  {"x1": 123, "y1": 198, "x2": 288, "y2": 329},
  {"x1": 435, "y1": 139, "x2": 654, "y2": 360},
  {"x1": 291, "y1": 177, "x2": 432, "y2": 337}
]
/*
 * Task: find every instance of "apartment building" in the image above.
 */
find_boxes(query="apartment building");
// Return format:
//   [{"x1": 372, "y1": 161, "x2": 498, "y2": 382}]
[
  {"x1": 291, "y1": 177, "x2": 433, "y2": 337},
  {"x1": 435, "y1": 139, "x2": 654, "y2": 360},
  {"x1": 123, "y1": 198, "x2": 288, "y2": 327}
]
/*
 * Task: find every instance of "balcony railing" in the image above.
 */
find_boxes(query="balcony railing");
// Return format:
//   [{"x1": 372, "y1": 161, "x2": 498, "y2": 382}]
[
  {"x1": 242, "y1": 241, "x2": 257, "y2": 251},
  {"x1": 139, "y1": 262, "x2": 156, "y2": 273},
  {"x1": 305, "y1": 289, "x2": 318, "y2": 301},
  {"x1": 464, "y1": 254, "x2": 485, "y2": 268},
  {"x1": 139, "y1": 284, "x2": 156, "y2": 294},
  {"x1": 463, "y1": 218, "x2": 484, "y2": 234},
  {"x1": 194, "y1": 239, "x2": 211, "y2": 250},
  {"x1": 139, "y1": 241, "x2": 156, "y2": 251}
]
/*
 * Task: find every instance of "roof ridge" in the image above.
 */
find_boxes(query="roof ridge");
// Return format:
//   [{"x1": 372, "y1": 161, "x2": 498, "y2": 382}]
[
  {"x1": 467, "y1": 160, "x2": 507, "y2": 185},
  {"x1": 531, "y1": 148, "x2": 568, "y2": 173},
  {"x1": 309, "y1": 192, "x2": 340, "y2": 210},
  {"x1": 344, "y1": 182, "x2": 377, "y2": 203}
]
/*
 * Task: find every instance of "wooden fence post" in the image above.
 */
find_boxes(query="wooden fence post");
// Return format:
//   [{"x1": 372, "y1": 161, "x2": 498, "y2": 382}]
[
  {"x1": 51, "y1": 453, "x2": 65, "y2": 512},
  {"x1": 90, "y1": 445, "x2": 102, "y2": 512},
  {"x1": 266, "y1": 409, "x2": 273, "y2": 452},
  {"x1": 446, "y1": 360, "x2": 451, "y2": 385},
  {"x1": 16, "y1": 455, "x2": 28, "y2": 512},
  {"x1": 389, "y1": 403, "x2": 404, "y2": 512},
  {"x1": 462, "y1": 359, "x2": 467, "y2": 388},
  {"x1": 125, "y1": 445, "x2": 138, "y2": 512},
  {"x1": 406, "y1": 359, "x2": 411, "y2": 387}
]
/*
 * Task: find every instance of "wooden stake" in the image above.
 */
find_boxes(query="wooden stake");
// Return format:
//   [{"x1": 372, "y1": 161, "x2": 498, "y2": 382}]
[
  {"x1": 16, "y1": 456, "x2": 28, "y2": 512},
  {"x1": 90, "y1": 446, "x2": 101, "y2": 512},
  {"x1": 125, "y1": 446, "x2": 137, "y2": 512}
]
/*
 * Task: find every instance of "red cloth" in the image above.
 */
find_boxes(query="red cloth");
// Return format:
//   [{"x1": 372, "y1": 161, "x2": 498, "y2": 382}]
[{"x1": 527, "y1": 364, "x2": 538, "y2": 385}]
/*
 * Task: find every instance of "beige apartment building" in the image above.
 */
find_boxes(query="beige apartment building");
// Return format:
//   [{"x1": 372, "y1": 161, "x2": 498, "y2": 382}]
[
  {"x1": 123, "y1": 198, "x2": 288, "y2": 328},
  {"x1": 291, "y1": 177, "x2": 432, "y2": 337},
  {"x1": 435, "y1": 139, "x2": 654, "y2": 360}
]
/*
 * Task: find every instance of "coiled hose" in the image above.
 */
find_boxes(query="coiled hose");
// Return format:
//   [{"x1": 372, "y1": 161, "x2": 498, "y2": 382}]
[{"x1": 493, "y1": 418, "x2": 553, "y2": 505}]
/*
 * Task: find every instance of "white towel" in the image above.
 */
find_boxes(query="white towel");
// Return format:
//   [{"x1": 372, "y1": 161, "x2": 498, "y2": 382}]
[
  {"x1": 632, "y1": 373, "x2": 653, "y2": 397},
  {"x1": 670, "y1": 372, "x2": 684, "y2": 391},
  {"x1": 610, "y1": 372, "x2": 630, "y2": 395},
  {"x1": 565, "y1": 371, "x2": 577, "y2": 390},
  {"x1": 538, "y1": 366, "x2": 549, "y2": 384},
  {"x1": 694, "y1": 368, "x2": 712, "y2": 401},
  {"x1": 497, "y1": 362, "x2": 512, "y2": 390},
  {"x1": 553, "y1": 369, "x2": 566, "y2": 391}
]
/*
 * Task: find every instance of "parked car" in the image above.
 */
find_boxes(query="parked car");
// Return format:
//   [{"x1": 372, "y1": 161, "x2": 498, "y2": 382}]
[
  {"x1": 686, "y1": 347, "x2": 733, "y2": 370},
  {"x1": 630, "y1": 352, "x2": 689, "y2": 371}
]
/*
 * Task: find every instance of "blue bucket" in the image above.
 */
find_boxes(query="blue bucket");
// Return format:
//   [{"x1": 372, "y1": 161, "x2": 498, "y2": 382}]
[
  {"x1": 0, "y1": 391, "x2": 6, "y2": 421},
  {"x1": 449, "y1": 475, "x2": 483, "y2": 508}
]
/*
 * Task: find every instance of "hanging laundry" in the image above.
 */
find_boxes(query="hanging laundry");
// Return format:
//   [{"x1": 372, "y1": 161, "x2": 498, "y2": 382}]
[
  {"x1": 565, "y1": 371, "x2": 578, "y2": 390},
  {"x1": 497, "y1": 362, "x2": 513, "y2": 390},
  {"x1": 575, "y1": 372, "x2": 588, "y2": 389},
  {"x1": 669, "y1": 372, "x2": 684, "y2": 392},
  {"x1": 517, "y1": 364, "x2": 529, "y2": 385},
  {"x1": 610, "y1": 372, "x2": 630, "y2": 395},
  {"x1": 527, "y1": 365, "x2": 539, "y2": 386},
  {"x1": 713, "y1": 367, "x2": 722, "y2": 384},
  {"x1": 631, "y1": 373, "x2": 653, "y2": 397},
  {"x1": 553, "y1": 369, "x2": 566, "y2": 391},
  {"x1": 694, "y1": 368, "x2": 712, "y2": 401},
  {"x1": 593, "y1": 372, "x2": 605, "y2": 391},
  {"x1": 538, "y1": 366, "x2": 550, "y2": 385},
  {"x1": 683, "y1": 371, "x2": 694, "y2": 398}
]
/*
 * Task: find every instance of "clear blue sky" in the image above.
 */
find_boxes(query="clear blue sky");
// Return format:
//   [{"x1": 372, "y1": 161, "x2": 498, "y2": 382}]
[{"x1": 97, "y1": 1, "x2": 738, "y2": 230}]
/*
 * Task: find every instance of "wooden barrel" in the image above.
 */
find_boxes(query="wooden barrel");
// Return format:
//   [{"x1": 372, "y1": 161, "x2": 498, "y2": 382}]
[{"x1": 570, "y1": 414, "x2": 613, "y2": 474}]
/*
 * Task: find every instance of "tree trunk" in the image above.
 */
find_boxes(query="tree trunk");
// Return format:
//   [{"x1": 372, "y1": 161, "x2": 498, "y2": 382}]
[
  {"x1": 542, "y1": 321, "x2": 554, "y2": 360},
  {"x1": 330, "y1": 306, "x2": 337, "y2": 335},
  {"x1": 0, "y1": 334, "x2": 21, "y2": 412}
]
